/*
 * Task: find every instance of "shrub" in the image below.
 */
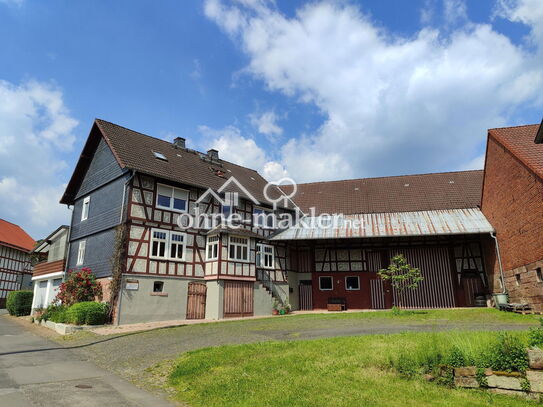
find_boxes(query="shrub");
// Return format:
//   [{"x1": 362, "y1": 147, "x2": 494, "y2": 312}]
[
  {"x1": 41, "y1": 304, "x2": 69, "y2": 323},
  {"x1": 487, "y1": 333, "x2": 528, "y2": 372},
  {"x1": 66, "y1": 302, "x2": 108, "y2": 325},
  {"x1": 446, "y1": 346, "x2": 466, "y2": 368},
  {"x1": 528, "y1": 320, "x2": 543, "y2": 348},
  {"x1": 55, "y1": 268, "x2": 103, "y2": 306},
  {"x1": 6, "y1": 290, "x2": 33, "y2": 316}
]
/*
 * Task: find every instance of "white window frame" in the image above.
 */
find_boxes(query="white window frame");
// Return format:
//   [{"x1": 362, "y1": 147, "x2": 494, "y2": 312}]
[
  {"x1": 345, "y1": 276, "x2": 360, "y2": 291},
  {"x1": 206, "y1": 235, "x2": 219, "y2": 260},
  {"x1": 156, "y1": 183, "x2": 189, "y2": 213},
  {"x1": 76, "y1": 240, "x2": 86, "y2": 265},
  {"x1": 228, "y1": 235, "x2": 249, "y2": 262},
  {"x1": 253, "y1": 207, "x2": 274, "y2": 228},
  {"x1": 169, "y1": 231, "x2": 186, "y2": 261},
  {"x1": 319, "y1": 276, "x2": 333, "y2": 291},
  {"x1": 81, "y1": 196, "x2": 90, "y2": 221},
  {"x1": 256, "y1": 243, "x2": 274, "y2": 269},
  {"x1": 150, "y1": 228, "x2": 187, "y2": 262}
]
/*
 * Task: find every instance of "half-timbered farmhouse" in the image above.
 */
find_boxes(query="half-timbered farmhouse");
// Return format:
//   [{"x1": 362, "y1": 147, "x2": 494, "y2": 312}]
[
  {"x1": 59, "y1": 118, "x2": 542, "y2": 323},
  {"x1": 0, "y1": 219, "x2": 34, "y2": 308}
]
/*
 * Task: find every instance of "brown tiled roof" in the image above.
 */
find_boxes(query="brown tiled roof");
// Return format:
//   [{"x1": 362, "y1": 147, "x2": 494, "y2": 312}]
[
  {"x1": 62, "y1": 119, "x2": 288, "y2": 207},
  {"x1": 0, "y1": 219, "x2": 35, "y2": 252},
  {"x1": 488, "y1": 124, "x2": 543, "y2": 179},
  {"x1": 281, "y1": 170, "x2": 484, "y2": 215}
]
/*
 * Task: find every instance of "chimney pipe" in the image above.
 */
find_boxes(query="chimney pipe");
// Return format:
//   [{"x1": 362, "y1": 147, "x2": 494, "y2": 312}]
[
  {"x1": 207, "y1": 149, "x2": 219, "y2": 160},
  {"x1": 173, "y1": 137, "x2": 186, "y2": 149}
]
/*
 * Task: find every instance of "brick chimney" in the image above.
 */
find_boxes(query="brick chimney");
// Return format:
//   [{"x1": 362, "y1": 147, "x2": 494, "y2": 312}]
[
  {"x1": 173, "y1": 137, "x2": 186, "y2": 149},
  {"x1": 207, "y1": 149, "x2": 219, "y2": 160}
]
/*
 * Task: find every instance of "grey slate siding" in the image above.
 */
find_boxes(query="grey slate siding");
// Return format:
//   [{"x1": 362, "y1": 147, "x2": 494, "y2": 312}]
[
  {"x1": 70, "y1": 174, "x2": 130, "y2": 240},
  {"x1": 76, "y1": 138, "x2": 124, "y2": 199},
  {"x1": 67, "y1": 136, "x2": 130, "y2": 279},
  {"x1": 67, "y1": 229, "x2": 117, "y2": 278}
]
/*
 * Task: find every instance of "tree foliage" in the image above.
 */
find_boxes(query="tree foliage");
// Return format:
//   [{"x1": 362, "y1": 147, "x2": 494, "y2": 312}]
[{"x1": 378, "y1": 254, "x2": 423, "y2": 308}]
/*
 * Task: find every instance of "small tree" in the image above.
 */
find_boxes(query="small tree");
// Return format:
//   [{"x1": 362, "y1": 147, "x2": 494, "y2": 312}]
[
  {"x1": 378, "y1": 254, "x2": 423, "y2": 309},
  {"x1": 55, "y1": 268, "x2": 103, "y2": 306}
]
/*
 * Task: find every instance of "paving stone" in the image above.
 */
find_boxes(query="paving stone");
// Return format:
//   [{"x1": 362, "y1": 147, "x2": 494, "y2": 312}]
[
  {"x1": 454, "y1": 376, "x2": 479, "y2": 388},
  {"x1": 454, "y1": 367, "x2": 476, "y2": 377},
  {"x1": 487, "y1": 374, "x2": 522, "y2": 390},
  {"x1": 527, "y1": 370, "x2": 543, "y2": 393}
]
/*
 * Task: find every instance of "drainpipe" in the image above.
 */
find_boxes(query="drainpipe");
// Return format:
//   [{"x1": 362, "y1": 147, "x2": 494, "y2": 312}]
[
  {"x1": 64, "y1": 205, "x2": 75, "y2": 280},
  {"x1": 490, "y1": 232, "x2": 507, "y2": 294},
  {"x1": 115, "y1": 170, "x2": 135, "y2": 326}
]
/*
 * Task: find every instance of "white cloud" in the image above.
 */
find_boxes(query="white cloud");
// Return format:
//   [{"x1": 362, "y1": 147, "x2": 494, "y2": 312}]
[
  {"x1": 250, "y1": 110, "x2": 283, "y2": 136},
  {"x1": 197, "y1": 124, "x2": 288, "y2": 180},
  {"x1": 204, "y1": 0, "x2": 543, "y2": 182},
  {"x1": 443, "y1": 0, "x2": 468, "y2": 26},
  {"x1": 0, "y1": 80, "x2": 76, "y2": 239}
]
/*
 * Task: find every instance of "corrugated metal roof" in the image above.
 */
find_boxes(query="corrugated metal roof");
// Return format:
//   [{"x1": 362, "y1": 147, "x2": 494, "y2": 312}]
[{"x1": 270, "y1": 208, "x2": 494, "y2": 240}]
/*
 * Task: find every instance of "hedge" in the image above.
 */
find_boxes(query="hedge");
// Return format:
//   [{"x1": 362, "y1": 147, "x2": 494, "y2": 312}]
[
  {"x1": 6, "y1": 290, "x2": 33, "y2": 316},
  {"x1": 65, "y1": 301, "x2": 109, "y2": 325}
]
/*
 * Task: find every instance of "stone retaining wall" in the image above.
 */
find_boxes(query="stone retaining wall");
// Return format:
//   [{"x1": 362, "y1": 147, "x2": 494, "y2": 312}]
[{"x1": 454, "y1": 348, "x2": 543, "y2": 400}]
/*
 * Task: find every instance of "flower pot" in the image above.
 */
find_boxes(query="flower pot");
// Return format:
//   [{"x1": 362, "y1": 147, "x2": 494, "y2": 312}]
[{"x1": 272, "y1": 309, "x2": 279, "y2": 315}]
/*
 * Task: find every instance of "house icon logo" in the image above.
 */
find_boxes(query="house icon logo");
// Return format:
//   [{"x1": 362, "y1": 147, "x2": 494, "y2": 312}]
[{"x1": 195, "y1": 176, "x2": 260, "y2": 209}]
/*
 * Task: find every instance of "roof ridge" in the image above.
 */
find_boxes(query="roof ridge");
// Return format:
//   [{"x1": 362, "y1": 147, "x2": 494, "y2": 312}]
[
  {"x1": 295, "y1": 169, "x2": 483, "y2": 187},
  {"x1": 0, "y1": 218, "x2": 24, "y2": 228},
  {"x1": 95, "y1": 118, "x2": 261, "y2": 175},
  {"x1": 488, "y1": 123, "x2": 539, "y2": 131}
]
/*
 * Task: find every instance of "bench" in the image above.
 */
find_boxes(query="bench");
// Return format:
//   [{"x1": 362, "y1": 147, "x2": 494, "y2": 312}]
[{"x1": 327, "y1": 297, "x2": 346, "y2": 312}]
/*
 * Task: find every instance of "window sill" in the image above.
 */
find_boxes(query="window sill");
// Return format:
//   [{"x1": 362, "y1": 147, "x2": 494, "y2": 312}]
[
  {"x1": 155, "y1": 205, "x2": 188, "y2": 214},
  {"x1": 150, "y1": 292, "x2": 168, "y2": 297},
  {"x1": 149, "y1": 257, "x2": 187, "y2": 263}
]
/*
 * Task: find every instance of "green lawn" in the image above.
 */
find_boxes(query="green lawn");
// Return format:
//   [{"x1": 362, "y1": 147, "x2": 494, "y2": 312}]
[
  {"x1": 255, "y1": 307, "x2": 540, "y2": 324},
  {"x1": 167, "y1": 330, "x2": 537, "y2": 407}
]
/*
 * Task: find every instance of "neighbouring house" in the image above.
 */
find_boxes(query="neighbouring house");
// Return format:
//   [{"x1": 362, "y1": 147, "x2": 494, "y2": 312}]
[
  {"x1": 481, "y1": 121, "x2": 543, "y2": 311},
  {"x1": 0, "y1": 219, "x2": 35, "y2": 308},
  {"x1": 60, "y1": 119, "x2": 502, "y2": 324},
  {"x1": 31, "y1": 226, "x2": 70, "y2": 310}
]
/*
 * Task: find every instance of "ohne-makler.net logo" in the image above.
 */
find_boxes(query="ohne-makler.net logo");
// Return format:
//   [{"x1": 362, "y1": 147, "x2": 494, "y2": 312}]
[{"x1": 175, "y1": 176, "x2": 361, "y2": 231}]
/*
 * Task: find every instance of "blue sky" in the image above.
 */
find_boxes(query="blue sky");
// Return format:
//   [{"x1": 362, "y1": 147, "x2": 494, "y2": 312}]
[{"x1": 0, "y1": 0, "x2": 542, "y2": 239}]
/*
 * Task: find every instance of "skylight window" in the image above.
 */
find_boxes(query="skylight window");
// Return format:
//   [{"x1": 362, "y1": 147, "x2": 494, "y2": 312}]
[{"x1": 153, "y1": 151, "x2": 168, "y2": 161}]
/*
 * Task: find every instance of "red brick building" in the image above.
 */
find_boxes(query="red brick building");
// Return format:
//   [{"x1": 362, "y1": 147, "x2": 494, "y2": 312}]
[{"x1": 481, "y1": 122, "x2": 543, "y2": 310}]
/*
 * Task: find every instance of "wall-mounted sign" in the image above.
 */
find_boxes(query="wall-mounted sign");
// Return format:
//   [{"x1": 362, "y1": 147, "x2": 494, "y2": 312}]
[{"x1": 125, "y1": 279, "x2": 139, "y2": 291}]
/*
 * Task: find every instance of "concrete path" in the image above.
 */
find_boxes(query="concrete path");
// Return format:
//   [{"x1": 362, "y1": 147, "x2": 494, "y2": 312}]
[{"x1": 0, "y1": 313, "x2": 172, "y2": 407}]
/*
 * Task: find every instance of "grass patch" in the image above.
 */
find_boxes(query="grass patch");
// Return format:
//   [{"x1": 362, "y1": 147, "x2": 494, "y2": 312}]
[
  {"x1": 285, "y1": 308, "x2": 539, "y2": 323},
  {"x1": 168, "y1": 331, "x2": 536, "y2": 407}
]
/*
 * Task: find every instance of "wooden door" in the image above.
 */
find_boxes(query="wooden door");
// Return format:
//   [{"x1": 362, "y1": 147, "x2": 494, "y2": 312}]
[
  {"x1": 186, "y1": 282, "x2": 207, "y2": 319},
  {"x1": 461, "y1": 275, "x2": 485, "y2": 307},
  {"x1": 223, "y1": 280, "x2": 254, "y2": 318},
  {"x1": 299, "y1": 281, "x2": 313, "y2": 310}
]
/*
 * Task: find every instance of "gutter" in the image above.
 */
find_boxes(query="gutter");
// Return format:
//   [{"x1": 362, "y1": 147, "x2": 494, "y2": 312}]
[{"x1": 490, "y1": 232, "x2": 507, "y2": 294}]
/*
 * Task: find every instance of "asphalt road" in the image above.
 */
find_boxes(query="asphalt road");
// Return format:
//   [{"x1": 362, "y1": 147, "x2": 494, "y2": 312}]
[{"x1": 0, "y1": 312, "x2": 172, "y2": 407}]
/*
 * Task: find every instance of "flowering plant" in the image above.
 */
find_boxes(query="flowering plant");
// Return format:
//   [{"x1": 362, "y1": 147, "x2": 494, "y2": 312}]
[{"x1": 55, "y1": 268, "x2": 103, "y2": 306}]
